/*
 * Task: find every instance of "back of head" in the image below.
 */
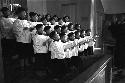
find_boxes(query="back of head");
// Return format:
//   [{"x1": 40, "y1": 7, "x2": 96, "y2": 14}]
[{"x1": 49, "y1": 31, "x2": 56, "y2": 39}]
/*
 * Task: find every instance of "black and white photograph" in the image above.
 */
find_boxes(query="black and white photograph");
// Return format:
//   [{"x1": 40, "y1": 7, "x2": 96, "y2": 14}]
[{"x1": 0, "y1": 0, "x2": 125, "y2": 83}]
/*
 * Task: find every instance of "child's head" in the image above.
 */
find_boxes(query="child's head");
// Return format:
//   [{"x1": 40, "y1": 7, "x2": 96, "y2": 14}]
[
  {"x1": 68, "y1": 32, "x2": 75, "y2": 41},
  {"x1": 60, "y1": 33, "x2": 67, "y2": 43},
  {"x1": 41, "y1": 17, "x2": 47, "y2": 25},
  {"x1": 45, "y1": 13, "x2": 51, "y2": 22},
  {"x1": 49, "y1": 17, "x2": 55, "y2": 25},
  {"x1": 74, "y1": 23, "x2": 81, "y2": 30},
  {"x1": 44, "y1": 26, "x2": 51, "y2": 36},
  {"x1": 15, "y1": 7, "x2": 27, "y2": 19},
  {"x1": 68, "y1": 23, "x2": 74, "y2": 31},
  {"x1": 75, "y1": 31, "x2": 81, "y2": 39},
  {"x1": 29, "y1": 12, "x2": 38, "y2": 22},
  {"x1": 61, "y1": 25, "x2": 68, "y2": 33},
  {"x1": 85, "y1": 29, "x2": 91, "y2": 36},
  {"x1": 50, "y1": 31, "x2": 60, "y2": 41},
  {"x1": 63, "y1": 16, "x2": 70, "y2": 22},
  {"x1": 58, "y1": 18, "x2": 64, "y2": 25},
  {"x1": 53, "y1": 15, "x2": 58, "y2": 22},
  {"x1": 54, "y1": 25, "x2": 61, "y2": 34},
  {"x1": 1, "y1": 7, "x2": 10, "y2": 18},
  {"x1": 80, "y1": 29, "x2": 86, "y2": 38},
  {"x1": 36, "y1": 24, "x2": 44, "y2": 35}
]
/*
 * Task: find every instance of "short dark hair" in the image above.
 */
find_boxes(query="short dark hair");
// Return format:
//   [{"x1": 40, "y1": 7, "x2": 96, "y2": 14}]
[
  {"x1": 85, "y1": 29, "x2": 91, "y2": 33},
  {"x1": 61, "y1": 25, "x2": 67, "y2": 32},
  {"x1": 68, "y1": 32, "x2": 74, "y2": 37},
  {"x1": 54, "y1": 25, "x2": 61, "y2": 30},
  {"x1": 68, "y1": 23, "x2": 73, "y2": 27},
  {"x1": 1, "y1": 7, "x2": 9, "y2": 13},
  {"x1": 44, "y1": 26, "x2": 51, "y2": 31},
  {"x1": 75, "y1": 31, "x2": 80, "y2": 35},
  {"x1": 58, "y1": 18, "x2": 63, "y2": 21},
  {"x1": 59, "y1": 33, "x2": 66, "y2": 38},
  {"x1": 49, "y1": 31, "x2": 56, "y2": 39},
  {"x1": 63, "y1": 16, "x2": 70, "y2": 20},
  {"x1": 49, "y1": 17, "x2": 55, "y2": 21},
  {"x1": 15, "y1": 7, "x2": 26, "y2": 15},
  {"x1": 35, "y1": 24, "x2": 43, "y2": 30},
  {"x1": 41, "y1": 17, "x2": 47, "y2": 21},
  {"x1": 29, "y1": 12, "x2": 37, "y2": 17}
]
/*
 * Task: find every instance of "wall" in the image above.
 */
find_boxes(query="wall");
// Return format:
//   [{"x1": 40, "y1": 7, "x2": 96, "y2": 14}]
[
  {"x1": 101, "y1": 0, "x2": 125, "y2": 14},
  {"x1": 27, "y1": 0, "x2": 47, "y2": 15},
  {"x1": 46, "y1": 0, "x2": 91, "y2": 29}
]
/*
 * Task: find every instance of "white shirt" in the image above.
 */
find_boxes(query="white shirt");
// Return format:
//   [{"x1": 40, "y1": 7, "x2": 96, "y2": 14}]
[
  {"x1": 78, "y1": 38, "x2": 86, "y2": 51},
  {"x1": 84, "y1": 36, "x2": 95, "y2": 47},
  {"x1": 13, "y1": 19, "x2": 32, "y2": 43},
  {"x1": 64, "y1": 40, "x2": 77, "y2": 58},
  {"x1": 64, "y1": 22, "x2": 70, "y2": 26},
  {"x1": 0, "y1": 17, "x2": 15, "y2": 39},
  {"x1": 29, "y1": 22, "x2": 43, "y2": 28},
  {"x1": 49, "y1": 40, "x2": 65, "y2": 59},
  {"x1": 33, "y1": 34, "x2": 50, "y2": 54}
]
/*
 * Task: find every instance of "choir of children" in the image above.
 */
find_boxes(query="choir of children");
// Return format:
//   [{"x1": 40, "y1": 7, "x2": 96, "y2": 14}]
[{"x1": 0, "y1": 7, "x2": 96, "y2": 81}]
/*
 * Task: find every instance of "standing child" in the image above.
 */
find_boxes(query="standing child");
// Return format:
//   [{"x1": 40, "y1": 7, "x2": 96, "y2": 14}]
[
  {"x1": 85, "y1": 29, "x2": 95, "y2": 55},
  {"x1": 49, "y1": 31, "x2": 66, "y2": 80},
  {"x1": 32, "y1": 24, "x2": 50, "y2": 71}
]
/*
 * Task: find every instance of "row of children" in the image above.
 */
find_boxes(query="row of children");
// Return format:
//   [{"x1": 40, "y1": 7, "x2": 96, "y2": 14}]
[{"x1": 0, "y1": 7, "x2": 95, "y2": 80}]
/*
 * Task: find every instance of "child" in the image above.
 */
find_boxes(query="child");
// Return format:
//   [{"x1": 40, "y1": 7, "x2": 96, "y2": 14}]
[
  {"x1": 78, "y1": 29, "x2": 86, "y2": 56},
  {"x1": 54, "y1": 25, "x2": 61, "y2": 34},
  {"x1": 32, "y1": 24, "x2": 50, "y2": 71},
  {"x1": 13, "y1": 7, "x2": 34, "y2": 71},
  {"x1": 66, "y1": 32, "x2": 79, "y2": 72},
  {"x1": 49, "y1": 31, "x2": 65, "y2": 80},
  {"x1": 85, "y1": 29, "x2": 94, "y2": 55},
  {"x1": 29, "y1": 12, "x2": 38, "y2": 22},
  {"x1": 59, "y1": 33, "x2": 70, "y2": 74},
  {"x1": 74, "y1": 31, "x2": 84, "y2": 72}
]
